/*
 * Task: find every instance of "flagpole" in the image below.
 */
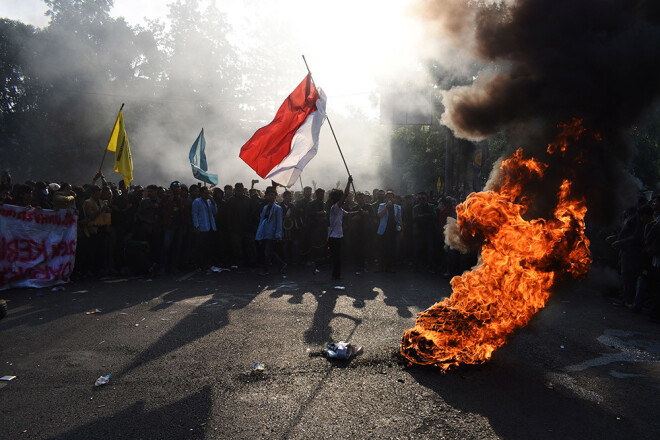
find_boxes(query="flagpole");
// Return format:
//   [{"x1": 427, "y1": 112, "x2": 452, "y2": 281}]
[
  {"x1": 302, "y1": 55, "x2": 356, "y2": 195},
  {"x1": 299, "y1": 175, "x2": 304, "y2": 192},
  {"x1": 98, "y1": 103, "x2": 125, "y2": 175}
]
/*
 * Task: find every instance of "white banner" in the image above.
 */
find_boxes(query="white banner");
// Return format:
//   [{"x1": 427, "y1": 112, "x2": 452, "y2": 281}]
[{"x1": 0, "y1": 205, "x2": 77, "y2": 290}]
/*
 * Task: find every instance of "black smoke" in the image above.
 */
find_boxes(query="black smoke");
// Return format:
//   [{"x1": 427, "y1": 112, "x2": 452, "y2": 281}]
[{"x1": 419, "y1": 0, "x2": 660, "y2": 223}]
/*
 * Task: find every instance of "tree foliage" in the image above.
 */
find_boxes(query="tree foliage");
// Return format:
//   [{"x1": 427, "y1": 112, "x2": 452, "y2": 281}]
[
  {"x1": 0, "y1": 0, "x2": 242, "y2": 184},
  {"x1": 631, "y1": 102, "x2": 660, "y2": 190},
  {"x1": 0, "y1": 0, "x2": 658, "y2": 191}
]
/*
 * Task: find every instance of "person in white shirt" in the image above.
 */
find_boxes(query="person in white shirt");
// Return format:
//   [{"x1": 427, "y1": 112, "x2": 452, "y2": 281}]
[{"x1": 312, "y1": 176, "x2": 363, "y2": 280}]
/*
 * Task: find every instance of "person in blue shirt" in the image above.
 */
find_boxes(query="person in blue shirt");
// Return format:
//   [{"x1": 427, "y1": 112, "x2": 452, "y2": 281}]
[
  {"x1": 377, "y1": 190, "x2": 402, "y2": 273},
  {"x1": 256, "y1": 186, "x2": 286, "y2": 275},
  {"x1": 192, "y1": 186, "x2": 217, "y2": 270}
]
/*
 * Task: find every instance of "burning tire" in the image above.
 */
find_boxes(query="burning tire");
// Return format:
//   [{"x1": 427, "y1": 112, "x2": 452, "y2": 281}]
[{"x1": 401, "y1": 135, "x2": 591, "y2": 370}]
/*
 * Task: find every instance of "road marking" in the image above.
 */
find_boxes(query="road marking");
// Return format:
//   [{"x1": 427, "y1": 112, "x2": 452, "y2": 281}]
[
  {"x1": 545, "y1": 372, "x2": 603, "y2": 403},
  {"x1": 565, "y1": 329, "x2": 660, "y2": 372}
]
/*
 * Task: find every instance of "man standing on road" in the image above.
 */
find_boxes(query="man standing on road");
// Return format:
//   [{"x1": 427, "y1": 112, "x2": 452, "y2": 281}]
[
  {"x1": 377, "y1": 190, "x2": 402, "y2": 273},
  {"x1": 413, "y1": 191, "x2": 436, "y2": 272},
  {"x1": 136, "y1": 185, "x2": 160, "y2": 274},
  {"x1": 226, "y1": 182, "x2": 256, "y2": 267},
  {"x1": 158, "y1": 181, "x2": 185, "y2": 274},
  {"x1": 323, "y1": 176, "x2": 357, "y2": 280},
  {"x1": 83, "y1": 185, "x2": 111, "y2": 275},
  {"x1": 279, "y1": 190, "x2": 297, "y2": 265},
  {"x1": 349, "y1": 192, "x2": 374, "y2": 273},
  {"x1": 304, "y1": 187, "x2": 328, "y2": 270},
  {"x1": 192, "y1": 186, "x2": 218, "y2": 270},
  {"x1": 256, "y1": 186, "x2": 286, "y2": 276},
  {"x1": 295, "y1": 186, "x2": 313, "y2": 264}
]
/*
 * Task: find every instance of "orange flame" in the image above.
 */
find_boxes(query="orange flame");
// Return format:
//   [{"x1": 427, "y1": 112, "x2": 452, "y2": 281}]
[
  {"x1": 547, "y1": 117, "x2": 587, "y2": 155},
  {"x1": 400, "y1": 121, "x2": 592, "y2": 370}
]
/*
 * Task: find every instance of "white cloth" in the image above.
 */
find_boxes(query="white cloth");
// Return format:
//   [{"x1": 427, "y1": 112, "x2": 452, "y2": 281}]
[{"x1": 265, "y1": 89, "x2": 327, "y2": 187}]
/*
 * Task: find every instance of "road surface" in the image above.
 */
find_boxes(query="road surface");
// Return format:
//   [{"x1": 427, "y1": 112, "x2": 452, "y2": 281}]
[{"x1": 1, "y1": 264, "x2": 659, "y2": 439}]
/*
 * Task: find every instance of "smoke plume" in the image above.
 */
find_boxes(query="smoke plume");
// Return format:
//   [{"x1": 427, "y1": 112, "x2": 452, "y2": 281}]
[{"x1": 417, "y1": 0, "x2": 660, "y2": 223}]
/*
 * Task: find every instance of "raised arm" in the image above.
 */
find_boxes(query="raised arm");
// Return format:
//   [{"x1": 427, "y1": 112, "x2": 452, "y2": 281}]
[
  {"x1": 337, "y1": 175, "x2": 353, "y2": 207},
  {"x1": 92, "y1": 171, "x2": 107, "y2": 188}
]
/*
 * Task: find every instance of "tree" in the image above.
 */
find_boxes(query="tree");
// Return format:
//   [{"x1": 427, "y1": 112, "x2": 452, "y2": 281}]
[
  {"x1": 631, "y1": 102, "x2": 660, "y2": 190},
  {"x1": 0, "y1": 0, "x2": 164, "y2": 183},
  {"x1": 0, "y1": 19, "x2": 40, "y2": 174}
]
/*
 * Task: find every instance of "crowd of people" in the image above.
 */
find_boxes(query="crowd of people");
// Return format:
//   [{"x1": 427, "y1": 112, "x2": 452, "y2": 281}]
[
  {"x1": 608, "y1": 194, "x2": 660, "y2": 322},
  {"x1": 0, "y1": 170, "x2": 472, "y2": 283},
  {"x1": 1, "y1": 168, "x2": 659, "y2": 323}
]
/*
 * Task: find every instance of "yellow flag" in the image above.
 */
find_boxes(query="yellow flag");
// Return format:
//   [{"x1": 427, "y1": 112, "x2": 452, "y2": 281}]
[{"x1": 106, "y1": 110, "x2": 133, "y2": 187}]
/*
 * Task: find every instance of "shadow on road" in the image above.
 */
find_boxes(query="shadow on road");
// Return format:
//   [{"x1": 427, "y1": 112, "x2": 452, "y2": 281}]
[
  {"x1": 47, "y1": 386, "x2": 213, "y2": 440},
  {"x1": 302, "y1": 287, "x2": 374, "y2": 345},
  {"x1": 0, "y1": 273, "x2": 264, "y2": 377},
  {"x1": 0, "y1": 267, "x2": 449, "y2": 379},
  {"x1": 406, "y1": 354, "x2": 648, "y2": 440},
  {"x1": 269, "y1": 267, "x2": 449, "y2": 346},
  {"x1": 268, "y1": 280, "x2": 371, "y2": 344},
  {"x1": 118, "y1": 278, "x2": 263, "y2": 375},
  {"x1": 0, "y1": 276, "x2": 161, "y2": 332}
]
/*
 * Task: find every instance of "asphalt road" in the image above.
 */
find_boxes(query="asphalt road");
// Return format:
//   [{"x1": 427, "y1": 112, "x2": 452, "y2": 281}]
[{"x1": 1, "y1": 264, "x2": 659, "y2": 439}]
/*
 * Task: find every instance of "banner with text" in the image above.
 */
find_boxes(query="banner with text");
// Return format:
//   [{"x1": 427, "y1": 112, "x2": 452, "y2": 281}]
[{"x1": 0, "y1": 205, "x2": 77, "y2": 290}]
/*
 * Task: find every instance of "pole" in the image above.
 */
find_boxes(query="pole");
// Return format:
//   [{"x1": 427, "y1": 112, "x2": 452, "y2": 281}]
[
  {"x1": 299, "y1": 175, "x2": 304, "y2": 192},
  {"x1": 301, "y1": 55, "x2": 357, "y2": 196},
  {"x1": 444, "y1": 131, "x2": 450, "y2": 196},
  {"x1": 98, "y1": 103, "x2": 124, "y2": 175}
]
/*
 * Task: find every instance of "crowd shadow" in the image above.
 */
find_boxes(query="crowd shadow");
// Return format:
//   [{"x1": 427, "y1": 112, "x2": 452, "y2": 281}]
[
  {"x1": 1, "y1": 265, "x2": 452, "y2": 381},
  {"x1": 405, "y1": 348, "x2": 649, "y2": 440},
  {"x1": 305, "y1": 287, "x2": 371, "y2": 345},
  {"x1": 268, "y1": 276, "x2": 372, "y2": 345},
  {"x1": 269, "y1": 267, "x2": 450, "y2": 346},
  {"x1": 118, "y1": 276, "x2": 263, "y2": 375},
  {"x1": 0, "y1": 278, "x2": 144, "y2": 332},
  {"x1": 48, "y1": 386, "x2": 213, "y2": 440},
  {"x1": 0, "y1": 272, "x2": 264, "y2": 377},
  {"x1": 0, "y1": 274, "x2": 187, "y2": 332}
]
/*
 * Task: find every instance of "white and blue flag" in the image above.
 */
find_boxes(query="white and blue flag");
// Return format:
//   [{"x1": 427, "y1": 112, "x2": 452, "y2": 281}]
[{"x1": 188, "y1": 128, "x2": 218, "y2": 185}]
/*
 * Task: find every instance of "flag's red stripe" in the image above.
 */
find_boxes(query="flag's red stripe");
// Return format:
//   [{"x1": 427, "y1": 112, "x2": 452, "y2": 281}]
[{"x1": 239, "y1": 74, "x2": 319, "y2": 177}]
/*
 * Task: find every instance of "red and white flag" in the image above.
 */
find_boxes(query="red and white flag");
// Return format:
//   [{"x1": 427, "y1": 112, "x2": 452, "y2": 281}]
[{"x1": 239, "y1": 74, "x2": 327, "y2": 187}]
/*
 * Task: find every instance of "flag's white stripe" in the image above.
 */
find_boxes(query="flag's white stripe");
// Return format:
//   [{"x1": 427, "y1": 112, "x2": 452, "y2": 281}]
[{"x1": 266, "y1": 89, "x2": 327, "y2": 187}]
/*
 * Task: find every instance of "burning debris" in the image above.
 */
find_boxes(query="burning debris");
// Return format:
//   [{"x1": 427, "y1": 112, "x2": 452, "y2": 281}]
[
  {"x1": 401, "y1": 121, "x2": 592, "y2": 369},
  {"x1": 400, "y1": 0, "x2": 660, "y2": 369}
]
